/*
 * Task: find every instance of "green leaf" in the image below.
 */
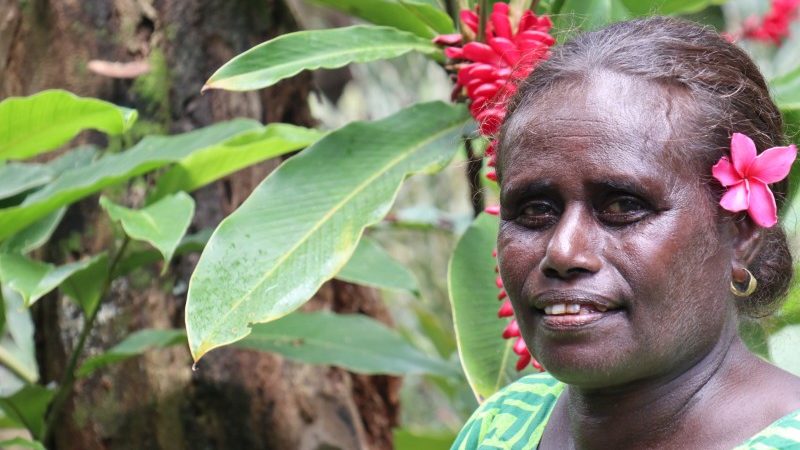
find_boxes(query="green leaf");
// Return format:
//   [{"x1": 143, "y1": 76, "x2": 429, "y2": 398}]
[
  {"x1": 449, "y1": 213, "x2": 518, "y2": 401},
  {"x1": 0, "y1": 384, "x2": 54, "y2": 439},
  {"x1": 232, "y1": 311, "x2": 460, "y2": 377},
  {"x1": 0, "y1": 254, "x2": 98, "y2": 307},
  {"x1": 0, "y1": 437, "x2": 47, "y2": 450},
  {"x1": 394, "y1": 429, "x2": 457, "y2": 450},
  {"x1": 0, "y1": 90, "x2": 137, "y2": 162},
  {"x1": 0, "y1": 208, "x2": 66, "y2": 254},
  {"x1": 0, "y1": 287, "x2": 38, "y2": 386},
  {"x1": 60, "y1": 253, "x2": 109, "y2": 316},
  {"x1": 557, "y1": 0, "x2": 630, "y2": 32},
  {"x1": 337, "y1": 236, "x2": 418, "y2": 292},
  {"x1": 771, "y1": 66, "x2": 800, "y2": 111},
  {"x1": 769, "y1": 324, "x2": 800, "y2": 376},
  {"x1": 114, "y1": 229, "x2": 212, "y2": 278},
  {"x1": 310, "y1": 0, "x2": 454, "y2": 37},
  {"x1": 203, "y1": 26, "x2": 440, "y2": 92},
  {"x1": 0, "y1": 147, "x2": 97, "y2": 204},
  {"x1": 186, "y1": 101, "x2": 469, "y2": 361},
  {"x1": 101, "y1": 192, "x2": 195, "y2": 268},
  {"x1": 0, "y1": 164, "x2": 52, "y2": 200},
  {"x1": 0, "y1": 119, "x2": 260, "y2": 242},
  {"x1": 77, "y1": 329, "x2": 186, "y2": 378},
  {"x1": 621, "y1": 0, "x2": 724, "y2": 15},
  {"x1": 150, "y1": 124, "x2": 324, "y2": 202}
]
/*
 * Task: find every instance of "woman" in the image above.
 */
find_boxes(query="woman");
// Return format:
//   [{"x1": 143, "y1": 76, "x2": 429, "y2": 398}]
[{"x1": 452, "y1": 17, "x2": 800, "y2": 449}]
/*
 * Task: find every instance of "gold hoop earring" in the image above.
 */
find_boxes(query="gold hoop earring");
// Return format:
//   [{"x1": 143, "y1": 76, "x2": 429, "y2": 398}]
[{"x1": 730, "y1": 268, "x2": 757, "y2": 297}]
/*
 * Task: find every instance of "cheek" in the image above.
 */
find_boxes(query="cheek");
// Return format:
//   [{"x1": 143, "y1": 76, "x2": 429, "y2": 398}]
[
  {"x1": 618, "y1": 211, "x2": 731, "y2": 354},
  {"x1": 497, "y1": 222, "x2": 543, "y2": 294}
]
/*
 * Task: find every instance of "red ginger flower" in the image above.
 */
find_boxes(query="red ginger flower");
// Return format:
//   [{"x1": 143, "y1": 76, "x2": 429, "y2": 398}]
[
  {"x1": 435, "y1": 3, "x2": 555, "y2": 181},
  {"x1": 442, "y1": 3, "x2": 554, "y2": 136},
  {"x1": 744, "y1": 0, "x2": 800, "y2": 44},
  {"x1": 712, "y1": 132, "x2": 796, "y2": 228},
  {"x1": 437, "y1": 5, "x2": 552, "y2": 373}
]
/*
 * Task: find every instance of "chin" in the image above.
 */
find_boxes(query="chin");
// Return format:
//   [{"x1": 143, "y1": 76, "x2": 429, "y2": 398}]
[{"x1": 532, "y1": 336, "x2": 644, "y2": 388}]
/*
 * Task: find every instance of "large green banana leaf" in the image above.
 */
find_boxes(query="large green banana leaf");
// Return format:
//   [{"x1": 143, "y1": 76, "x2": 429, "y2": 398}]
[
  {"x1": 204, "y1": 25, "x2": 440, "y2": 92},
  {"x1": 0, "y1": 90, "x2": 136, "y2": 162},
  {"x1": 186, "y1": 101, "x2": 470, "y2": 361},
  {"x1": 449, "y1": 213, "x2": 520, "y2": 401}
]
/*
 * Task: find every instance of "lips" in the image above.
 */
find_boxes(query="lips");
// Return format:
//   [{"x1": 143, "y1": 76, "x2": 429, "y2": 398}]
[{"x1": 532, "y1": 290, "x2": 623, "y2": 330}]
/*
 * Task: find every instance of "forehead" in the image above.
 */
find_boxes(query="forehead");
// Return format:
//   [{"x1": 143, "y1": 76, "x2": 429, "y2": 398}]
[{"x1": 500, "y1": 72, "x2": 694, "y2": 185}]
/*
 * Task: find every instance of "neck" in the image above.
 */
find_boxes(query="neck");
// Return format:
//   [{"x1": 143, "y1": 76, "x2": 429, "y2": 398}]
[{"x1": 563, "y1": 318, "x2": 752, "y2": 449}]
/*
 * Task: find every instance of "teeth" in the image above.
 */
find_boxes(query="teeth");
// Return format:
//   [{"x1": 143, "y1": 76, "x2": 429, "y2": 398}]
[{"x1": 543, "y1": 303, "x2": 608, "y2": 315}]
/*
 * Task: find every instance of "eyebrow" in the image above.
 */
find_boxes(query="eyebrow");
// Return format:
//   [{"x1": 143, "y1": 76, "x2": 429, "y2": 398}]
[
  {"x1": 589, "y1": 178, "x2": 655, "y2": 199},
  {"x1": 500, "y1": 180, "x2": 556, "y2": 206},
  {"x1": 500, "y1": 176, "x2": 663, "y2": 206}
]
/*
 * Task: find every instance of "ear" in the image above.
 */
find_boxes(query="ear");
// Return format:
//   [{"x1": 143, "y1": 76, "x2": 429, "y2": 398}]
[{"x1": 730, "y1": 216, "x2": 762, "y2": 268}]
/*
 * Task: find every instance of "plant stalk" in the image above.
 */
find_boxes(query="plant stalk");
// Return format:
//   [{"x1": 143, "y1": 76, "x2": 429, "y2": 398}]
[
  {"x1": 445, "y1": 0, "x2": 460, "y2": 24},
  {"x1": 478, "y1": 0, "x2": 489, "y2": 41},
  {"x1": 0, "y1": 287, "x2": 37, "y2": 384},
  {"x1": 0, "y1": 345, "x2": 37, "y2": 385},
  {"x1": 41, "y1": 236, "x2": 130, "y2": 443},
  {"x1": 465, "y1": 138, "x2": 485, "y2": 216}
]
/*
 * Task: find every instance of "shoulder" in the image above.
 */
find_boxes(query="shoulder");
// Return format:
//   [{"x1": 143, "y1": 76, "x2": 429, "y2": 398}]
[{"x1": 451, "y1": 373, "x2": 564, "y2": 450}]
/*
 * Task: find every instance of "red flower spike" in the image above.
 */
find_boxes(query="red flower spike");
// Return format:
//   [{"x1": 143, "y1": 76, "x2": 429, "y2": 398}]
[
  {"x1": 436, "y1": 5, "x2": 554, "y2": 374},
  {"x1": 485, "y1": 205, "x2": 500, "y2": 215},
  {"x1": 491, "y1": 12, "x2": 513, "y2": 39},
  {"x1": 495, "y1": 275, "x2": 504, "y2": 288},
  {"x1": 491, "y1": 248, "x2": 498, "y2": 257},
  {"x1": 531, "y1": 357, "x2": 544, "y2": 372},
  {"x1": 434, "y1": 33, "x2": 463, "y2": 45},
  {"x1": 463, "y1": 42, "x2": 505, "y2": 65},
  {"x1": 515, "y1": 351, "x2": 532, "y2": 371},
  {"x1": 488, "y1": 37, "x2": 521, "y2": 65},
  {"x1": 493, "y1": 2, "x2": 509, "y2": 14},
  {"x1": 461, "y1": 10, "x2": 479, "y2": 33},
  {"x1": 485, "y1": 140, "x2": 496, "y2": 156},
  {"x1": 513, "y1": 336, "x2": 528, "y2": 355},
  {"x1": 743, "y1": 0, "x2": 800, "y2": 44},
  {"x1": 445, "y1": 46, "x2": 465, "y2": 59},
  {"x1": 478, "y1": 111, "x2": 503, "y2": 135},
  {"x1": 503, "y1": 318, "x2": 520, "y2": 338},
  {"x1": 498, "y1": 299, "x2": 514, "y2": 318}
]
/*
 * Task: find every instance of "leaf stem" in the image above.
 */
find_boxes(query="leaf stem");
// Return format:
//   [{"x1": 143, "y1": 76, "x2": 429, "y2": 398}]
[
  {"x1": 464, "y1": 138, "x2": 485, "y2": 216},
  {"x1": 0, "y1": 345, "x2": 37, "y2": 385},
  {"x1": 478, "y1": 0, "x2": 489, "y2": 41},
  {"x1": 445, "y1": 0, "x2": 460, "y2": 23},
  {"x1": 0, "y1": 288, "x2": 37, "y2": 384},
  {"x1": 41, "y1": 236, "x2": 130, "y2": 443}
]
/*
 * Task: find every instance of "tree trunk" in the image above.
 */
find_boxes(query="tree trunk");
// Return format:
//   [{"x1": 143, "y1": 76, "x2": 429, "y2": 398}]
[{"x1": 0, "y1": 0, "x2": 399, "y2": 448}]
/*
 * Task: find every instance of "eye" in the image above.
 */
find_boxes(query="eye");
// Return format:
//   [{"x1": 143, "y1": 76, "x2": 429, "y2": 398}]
[
  {"x1": 597, "y1": 196, "x2": 651, "y2": 225},
  {"x1": 516, "y1": 201, "x2": 559, "y2": 228}
]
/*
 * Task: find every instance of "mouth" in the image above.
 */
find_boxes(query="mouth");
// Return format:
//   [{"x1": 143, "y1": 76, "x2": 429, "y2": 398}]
[{"x1": 533, "y1": 291, "x2": 624, "y2": 330}]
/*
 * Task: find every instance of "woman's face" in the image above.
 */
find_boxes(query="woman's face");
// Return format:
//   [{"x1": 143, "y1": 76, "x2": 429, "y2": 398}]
[{"x1": 497, "y1": 73, "x2": 738, "y2": 388}]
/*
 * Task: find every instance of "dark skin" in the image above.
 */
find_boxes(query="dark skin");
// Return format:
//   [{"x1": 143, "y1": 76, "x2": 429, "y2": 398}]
[{"x1": 497, "y1": 72, "x2": 800, "y2": 450}]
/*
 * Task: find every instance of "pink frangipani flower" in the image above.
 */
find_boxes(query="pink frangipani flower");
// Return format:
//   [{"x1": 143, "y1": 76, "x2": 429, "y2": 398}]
[{"x1": 711, "y1": 132, "x2": 797, "y2": 227}]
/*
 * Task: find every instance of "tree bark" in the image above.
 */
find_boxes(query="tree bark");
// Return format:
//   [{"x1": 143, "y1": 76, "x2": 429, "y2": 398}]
[{"x1": 0, "y1": 0, "x2": 399, "y2": 448}]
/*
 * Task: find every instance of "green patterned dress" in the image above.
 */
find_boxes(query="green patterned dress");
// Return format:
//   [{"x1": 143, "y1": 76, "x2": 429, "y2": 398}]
[{"x1": 451, "y1": 372, "x2": 800, "y2": 450}]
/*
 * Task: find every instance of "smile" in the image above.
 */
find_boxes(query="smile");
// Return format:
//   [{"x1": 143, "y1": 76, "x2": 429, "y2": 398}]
[{"x1": 533, "y1": 291, "x2": 624, "y2": 330}]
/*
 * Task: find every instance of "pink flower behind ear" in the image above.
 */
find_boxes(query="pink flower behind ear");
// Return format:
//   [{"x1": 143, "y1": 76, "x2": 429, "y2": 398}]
[{"x1": 711, "y1": 132, "x2": 797, "y2": 227}]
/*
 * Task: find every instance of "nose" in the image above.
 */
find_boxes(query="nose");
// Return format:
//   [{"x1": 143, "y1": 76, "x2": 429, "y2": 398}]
[{"x1": 539, "y1": 204, "x2": 602, "y2": 280}]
